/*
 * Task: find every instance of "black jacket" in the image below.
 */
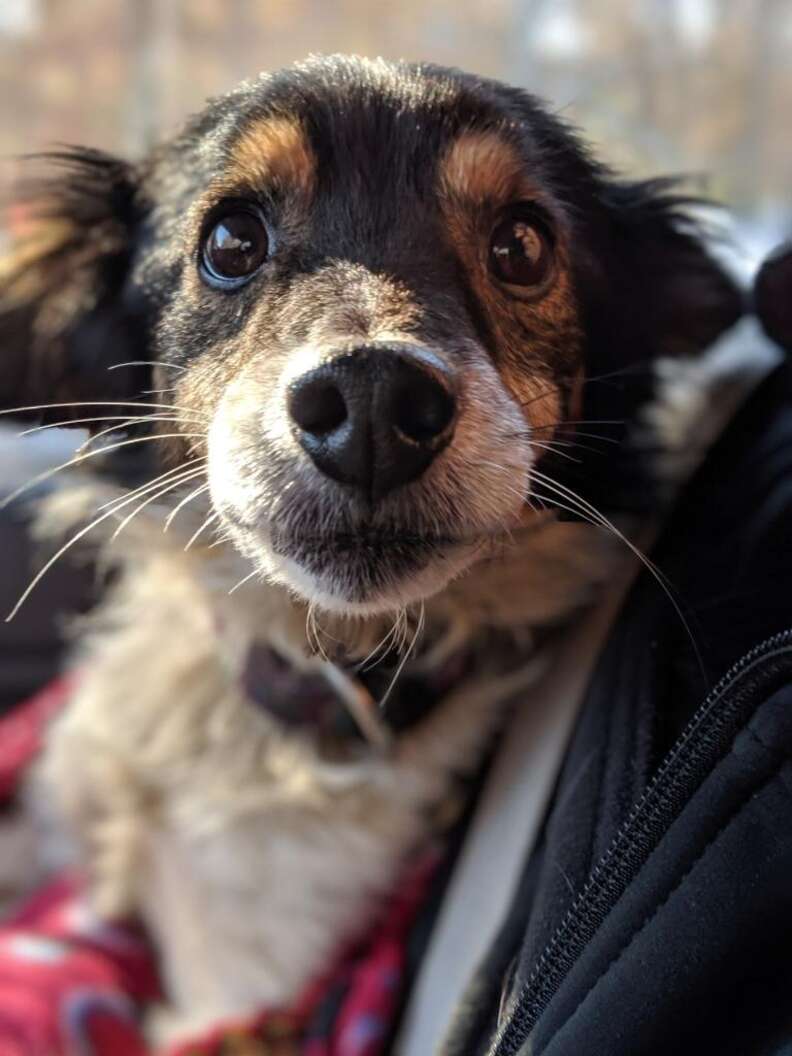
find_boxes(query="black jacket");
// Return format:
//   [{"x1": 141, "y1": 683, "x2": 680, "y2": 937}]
[{"x1": 441, "y1": 347, "x2": 792, "y2": 1055}]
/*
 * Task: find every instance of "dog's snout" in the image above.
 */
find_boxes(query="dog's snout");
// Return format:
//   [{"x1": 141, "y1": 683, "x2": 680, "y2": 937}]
[{"x1": 287, "y1": 347, "x2": 456, "y2": 499}]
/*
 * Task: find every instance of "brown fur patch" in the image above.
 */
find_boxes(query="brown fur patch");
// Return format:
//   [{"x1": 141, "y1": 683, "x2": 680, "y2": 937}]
[
  {"x1": 0, "y1": 218, "x2": 75, "y2": 310},
  {"x1": 223, "y1": 116, "x2": 316, "y2": 197},
  {"x1": 504, "y1": 372, "x2": 561, "y2": 433},
  {"x1": 436, "y1": 130, "x2": 581, "y2": 440},
  {"x1": 439, "y1": 130, "x2": 536, "y2": 207}
]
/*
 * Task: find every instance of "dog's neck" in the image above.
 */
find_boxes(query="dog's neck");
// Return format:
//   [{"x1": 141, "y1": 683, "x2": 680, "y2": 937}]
[
  {"x1": 209, "y1": 516, "x2": 618, "y2": 668},
  {"x1": 42, "y1": 479, "x2": 619, "y2": 754},
  {"x1": 174, "y1": 512, "x2": 618, "y2": 758}
]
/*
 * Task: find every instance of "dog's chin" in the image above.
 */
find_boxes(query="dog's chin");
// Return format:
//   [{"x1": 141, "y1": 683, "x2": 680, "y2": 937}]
[{"x1": 226, "y1": 521, "x2": 482, "y2": 616}]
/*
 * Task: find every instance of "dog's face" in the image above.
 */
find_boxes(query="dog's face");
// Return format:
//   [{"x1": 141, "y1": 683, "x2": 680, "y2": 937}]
[
  {"x1": 0, "y1": 57, "x2": 740, "y2": 616},
  {"x1": 169, "y1": 62, "x2": 586, "y2": 613}
]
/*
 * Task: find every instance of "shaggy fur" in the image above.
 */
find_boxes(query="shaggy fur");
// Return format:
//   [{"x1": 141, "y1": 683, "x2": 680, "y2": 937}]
[
  {"x1": 0, "y1": 55, "x2": 745, "y2": 1044},
  {"x1": 31, "y1": 489, "x2": 612, "y2": 1041}
]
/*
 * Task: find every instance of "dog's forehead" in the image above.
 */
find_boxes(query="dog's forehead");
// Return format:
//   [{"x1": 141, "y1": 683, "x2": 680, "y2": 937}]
[
  {"x1": 212, "y1": 58, "x2": 534, "y2": 202},
  {"x1": 234, "y1": 58, "x2": 490, "y2": 146}
]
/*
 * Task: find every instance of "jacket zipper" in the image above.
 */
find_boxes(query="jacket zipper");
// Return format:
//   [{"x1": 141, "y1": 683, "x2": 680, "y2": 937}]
[{"x1": 493, "y1": 627, "x2": 792, "y2": 1055}]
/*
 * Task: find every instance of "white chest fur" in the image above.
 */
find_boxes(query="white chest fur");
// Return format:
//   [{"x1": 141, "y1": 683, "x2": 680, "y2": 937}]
[{"x1": 33, "y1": 516, "x2": 595, "y2": 1039}]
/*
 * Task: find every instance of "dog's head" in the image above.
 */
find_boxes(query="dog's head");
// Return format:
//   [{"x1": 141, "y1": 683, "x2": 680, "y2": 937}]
[{"x1": 1, "y1": 56, "x2": 740, "y2": 616}]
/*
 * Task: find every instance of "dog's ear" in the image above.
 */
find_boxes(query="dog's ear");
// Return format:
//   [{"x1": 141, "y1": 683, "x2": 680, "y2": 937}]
[
  {"x1": 581, "y1": 178, "x2": 744, "y2": 375},
  {"x1": 0, "y1": 148, "x2": 150, "y2": 422},
  {"x1": 754, "y1": 242, "x2": 792, "y2": 352},
  {"x1": 553, "y1": 179, "x2": 745, "y2": 514}
]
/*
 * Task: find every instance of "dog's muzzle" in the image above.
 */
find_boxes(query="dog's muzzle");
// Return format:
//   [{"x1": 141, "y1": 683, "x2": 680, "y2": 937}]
[{"x1": 287, "y1": 345, "x2": 456, "y2": 501}]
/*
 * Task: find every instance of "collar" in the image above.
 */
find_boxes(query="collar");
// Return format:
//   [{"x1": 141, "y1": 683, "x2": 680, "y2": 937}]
[
  {"x1": 241, "y1": 641, "x2": 471, "y2": 750},
  {"x1": 241, "y1": 629, "x2": 531, "y2": 751}
]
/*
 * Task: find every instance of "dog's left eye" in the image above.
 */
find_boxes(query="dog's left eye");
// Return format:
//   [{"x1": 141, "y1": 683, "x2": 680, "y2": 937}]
[
  {"x1": 201, "y1": 207, "x2": 270, "y2": 287},
  {"x1": 489, "y1": 207, "x2": 554, "y2": 288}
]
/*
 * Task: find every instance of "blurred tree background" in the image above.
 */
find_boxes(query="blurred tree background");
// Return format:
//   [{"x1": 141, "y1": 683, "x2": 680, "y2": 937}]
[{"x1": 1, "y1": 0, "x2": 790, "y2": 248}]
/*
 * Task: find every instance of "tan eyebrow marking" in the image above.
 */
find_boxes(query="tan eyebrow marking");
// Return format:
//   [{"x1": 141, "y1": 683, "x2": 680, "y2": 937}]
[
  {"x1": 438, "y1": 128, "x2": 534, "y2": 205},
  {"x1": 436, "y1": 128, "x2": 581, "y2": 438},
  {"x1": 0, "y1": 218, "x2": 75, "y2": 308},
  {"x1": 225, "y1": 116, "x2": 316, "y2": 196}
]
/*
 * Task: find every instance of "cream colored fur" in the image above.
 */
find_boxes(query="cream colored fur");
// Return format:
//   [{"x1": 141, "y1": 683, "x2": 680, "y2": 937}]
[{"x1": 29, "y1": 489, "x2": 613, "y2": 1043}]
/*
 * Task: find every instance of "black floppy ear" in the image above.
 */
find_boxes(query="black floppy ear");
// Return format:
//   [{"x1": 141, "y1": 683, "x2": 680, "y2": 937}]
[
  {"x1": 0, "y1": 148, "x2": 149, "y2": 422},
  {"x1": 582, "y1": 178, "x2": 744, "y2": 374},
  {"x1": 754, "y1": 242, "x2": 792, "y2": 352},
  {"x1": 553, "y1": 180, "x2": 745, "y2": 515}
]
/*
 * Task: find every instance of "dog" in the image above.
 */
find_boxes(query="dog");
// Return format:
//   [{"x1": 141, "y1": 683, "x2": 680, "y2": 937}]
[{"x1": 0, "y1": 55, "x2": 743, "y2": 1044}]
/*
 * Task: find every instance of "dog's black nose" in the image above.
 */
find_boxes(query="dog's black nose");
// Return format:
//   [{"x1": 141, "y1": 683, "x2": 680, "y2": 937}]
[{"x1": 288, "y1": 347, "x2": 456, "y2": 499}]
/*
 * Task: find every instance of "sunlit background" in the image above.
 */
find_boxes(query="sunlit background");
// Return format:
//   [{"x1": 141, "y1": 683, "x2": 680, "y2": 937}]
[{"x1": 2, "y1": 0, "x2": 791, "y2": 253}]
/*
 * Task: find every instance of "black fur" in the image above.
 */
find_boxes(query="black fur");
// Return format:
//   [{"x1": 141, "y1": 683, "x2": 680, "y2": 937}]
[{"x1": 754, "y1": 241, "x2": 792, "y2": 352}]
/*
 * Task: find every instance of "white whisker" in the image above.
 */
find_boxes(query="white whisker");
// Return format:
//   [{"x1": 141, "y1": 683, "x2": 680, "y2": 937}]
[
  {"x1": 7, "y1": 465, "x2": 202, "y2": 621},
  {"x1": 529, "y1": 440, "x2": 580, "y2": 463},
  {"x1": 358, "y1": 610, "x2": 405, "y2": 671},
  {"x1": 306, "y1": 601, "x2": 331, "y2": 661},
  {"x1": 0, "y1": 433, "x2": 207, "y2": 511},
  {"x1": 78, "y1": 418, "x2": 193, "y2": 452},
  {"x1": 530, "y1": 469, "x2": 703, "y2": 675},
  {"x1": 376, "y1": 602, "x2": 425, "y2": 716},
  {"x1": 533, "y1": 426, "x2": 622, "y2": 445},
  {"x1": 184, "y1": 512, "x2": 221, "y2": 552},
  {"x1": 228, "y1": 569, "x2": 259, "y2": 595},
  {"x1": 1, "y1": 400, "x2": 205, "y2": 421},
  {"x1": 359, "y1": 608, "x2": 409, "y2": 671},
  {"x1": 110, "y1": 470, "x2": 205, "y2": 542},
  {"x1": 19, "y1": 414, "x2": 180, "y2": 438},
  {"x1": 107, "y1": 360, "x2": 187, "y2": 373},
  {"x1": 94, "y1": 458, "x2": 206, "y2": 511},
  {"x1": 163, "y1": 482, "x2": 210, "y2": 532}
]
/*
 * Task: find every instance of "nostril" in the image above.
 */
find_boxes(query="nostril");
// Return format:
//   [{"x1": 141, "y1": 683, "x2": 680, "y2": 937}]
[
  {"x1": 288, "y1": 349, "x2": 456, "y2": 496},
  {"x1": 392, "y1": 374, "x2": 456, "y2": 445},
  {"x1": 289, "y1": 380, "x2": 347, "y2": 436}
]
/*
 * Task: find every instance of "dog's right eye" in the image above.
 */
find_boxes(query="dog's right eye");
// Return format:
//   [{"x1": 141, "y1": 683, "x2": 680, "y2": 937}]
[
  {"x1": 489, "y1": 205, "x2": 554, "y2": 290},
  {"x1": 200, "y1": 207, "x2": 270, "y2": 288}
]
